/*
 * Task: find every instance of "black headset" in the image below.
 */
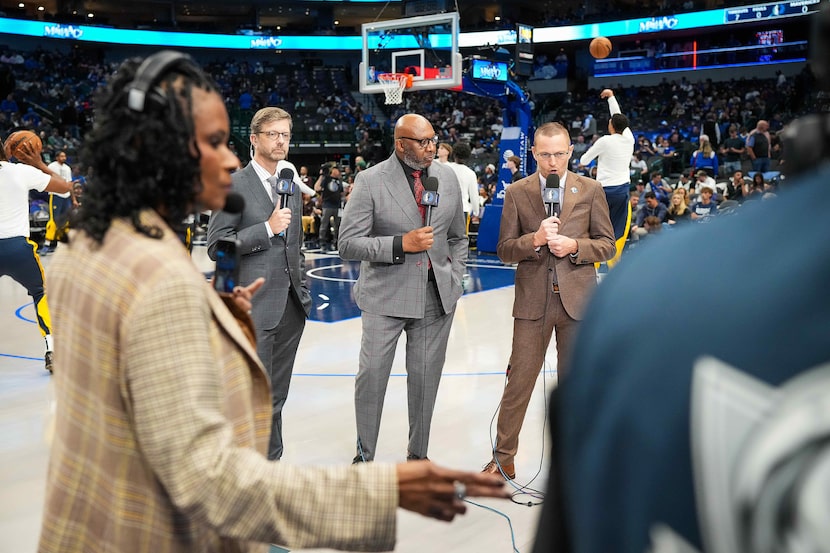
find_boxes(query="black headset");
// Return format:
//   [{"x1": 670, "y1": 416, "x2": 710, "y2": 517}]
[{"x1": 126, "y1": 50, "x2": 196, "y2": 113}]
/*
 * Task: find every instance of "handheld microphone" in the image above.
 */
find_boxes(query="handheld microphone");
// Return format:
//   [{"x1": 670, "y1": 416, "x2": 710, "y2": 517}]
[
  {"x1": 223, "y1": 192, "x2": 245, "y2": 214},
  {"x1": 421, "y1": 176, "x2": 440, "y2": 226},
  {"x1": 275, "y1": 167, "x2": 295, "y2": 209},
  {"x1": 543, "y1": 174, "x2": 561, "y2": 217}
]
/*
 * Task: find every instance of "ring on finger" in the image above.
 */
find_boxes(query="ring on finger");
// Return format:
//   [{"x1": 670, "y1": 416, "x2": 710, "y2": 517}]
[{"x1": 453, "y1": 480, "x2": 467, "y2": 501}]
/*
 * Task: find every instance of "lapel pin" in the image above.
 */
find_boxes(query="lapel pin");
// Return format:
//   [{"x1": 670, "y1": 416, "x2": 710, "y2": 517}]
[{"x1": 571, "y1": 187, "x2": 578, "y2": 194}]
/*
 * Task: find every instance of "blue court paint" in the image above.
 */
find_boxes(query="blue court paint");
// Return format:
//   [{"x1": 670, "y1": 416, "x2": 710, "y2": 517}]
[
  {"x1": 0, "y1": 352, "x2": 41, "y2": 361},
  {"x1": 15, "y1": 302, "x2": 35, "y2": 324},
  {"x1": 304, "y1": 251, "x2": 515, "y2": 323}
]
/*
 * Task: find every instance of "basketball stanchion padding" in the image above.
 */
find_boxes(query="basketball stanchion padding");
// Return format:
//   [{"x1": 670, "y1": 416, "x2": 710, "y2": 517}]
[{"x1": 377, "y1": 73, "x2": 413, "y2": 105}]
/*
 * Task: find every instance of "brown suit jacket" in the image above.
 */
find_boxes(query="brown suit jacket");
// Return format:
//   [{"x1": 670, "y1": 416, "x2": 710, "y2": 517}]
[
  {"x1": 497, "y1": 171, "x2": 615, "y2": 321},
  {"x1": 40, "y1": 210, "x2": 398, "y2": 553}
]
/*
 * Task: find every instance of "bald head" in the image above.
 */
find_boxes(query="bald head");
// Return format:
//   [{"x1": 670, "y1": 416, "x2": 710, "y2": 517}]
[
  {"x1": 394, "y1": 113, "x2": 437, "y2": 170},
  {"x1": 394, "y1": 113, "x2": 433, "y2": 140}
]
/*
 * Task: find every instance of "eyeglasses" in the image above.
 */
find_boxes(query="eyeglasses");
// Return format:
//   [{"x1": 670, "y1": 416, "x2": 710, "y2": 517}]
[
  {"x1": 257, "y1": 130, "x2": 291, "y2": 141},
  {"x1": 398, "y1": 135, "x2": 439, "y2": 149},
  {"x1": 535, "y1": 151, "x2": 571, "y2": 160}
]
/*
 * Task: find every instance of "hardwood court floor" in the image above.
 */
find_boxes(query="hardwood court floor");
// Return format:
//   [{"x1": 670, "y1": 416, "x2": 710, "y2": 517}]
[{"x1": 0, "y1": 244, "x2": 557, "y2": 553}]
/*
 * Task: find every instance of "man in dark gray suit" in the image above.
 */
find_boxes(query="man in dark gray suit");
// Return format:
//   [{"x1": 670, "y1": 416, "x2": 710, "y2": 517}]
[
  {"x1": 207, "y1": 107, "x2": 311, "y2": 460},
  {"x1": 339, "y1": 113, "x2": 468, "y2": 463}
]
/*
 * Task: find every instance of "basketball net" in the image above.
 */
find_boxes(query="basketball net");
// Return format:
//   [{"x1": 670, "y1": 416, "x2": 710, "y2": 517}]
[{"x1": 378, "y1": 73, "x2": 410, "y2": 105}]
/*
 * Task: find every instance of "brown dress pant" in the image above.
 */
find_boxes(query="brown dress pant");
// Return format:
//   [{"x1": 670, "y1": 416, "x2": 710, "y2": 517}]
[{"x1": 493, "y1": 291, "x2": 578, "y2": 465}]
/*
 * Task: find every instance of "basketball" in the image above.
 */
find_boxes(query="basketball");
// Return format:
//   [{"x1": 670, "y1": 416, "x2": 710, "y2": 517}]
[
  {"x1": 590, "y1": 37, "x2": 613, "y2": 59},
  {"x1": 4, "y1": 130, "x2": 42, "y2": 160}
]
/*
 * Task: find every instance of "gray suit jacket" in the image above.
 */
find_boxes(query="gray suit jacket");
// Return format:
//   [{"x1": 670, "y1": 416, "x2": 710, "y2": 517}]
[
  {"x1": 207, "y1": 162, "x2": 311, "y2": 331},
  {"x1": 338, "y1": 153, "x2": 468, "y2": 318}
]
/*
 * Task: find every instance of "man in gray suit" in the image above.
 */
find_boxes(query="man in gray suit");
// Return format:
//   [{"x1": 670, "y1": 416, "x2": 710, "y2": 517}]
[
  {"x1": 339, "y1": 113, "x2": 468, "y2": 463},
  {"x1": 207, "y1": 107, "x2": 311, "y2": 460}
]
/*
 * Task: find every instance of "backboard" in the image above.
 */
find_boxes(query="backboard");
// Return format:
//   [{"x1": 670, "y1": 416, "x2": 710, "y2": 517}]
[{"x1": 359, "y1": 12, "x2": 462, "y2": 94}]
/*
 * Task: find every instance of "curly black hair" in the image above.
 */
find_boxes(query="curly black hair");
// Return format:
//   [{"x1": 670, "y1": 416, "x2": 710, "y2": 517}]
[{"x1": 76, "y1": 54, "x2": 219, "y2": 243}]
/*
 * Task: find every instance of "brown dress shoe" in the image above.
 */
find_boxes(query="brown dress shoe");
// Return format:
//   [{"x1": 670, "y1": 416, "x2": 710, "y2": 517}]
[{"x1": 482, "y1": 460, "x2": 515, "y2": 480}]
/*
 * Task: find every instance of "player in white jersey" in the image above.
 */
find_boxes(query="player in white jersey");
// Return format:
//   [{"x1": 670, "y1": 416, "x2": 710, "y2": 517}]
[
  {"x1": 579, "y1": 89, "x2": 635, "y2": 266},
  {"x1": 0, "y1": 137, "x2": 71, "y2": 372}
]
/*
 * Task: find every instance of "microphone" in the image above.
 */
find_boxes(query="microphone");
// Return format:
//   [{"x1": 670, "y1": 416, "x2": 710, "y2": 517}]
[
  {"x1": 421, "y1": 176, "x2": 440, "y2": 226},
  {"x1": 542, "y1": 173, "x2": 560, "y2": 217},
  {"x1": 223, "y1": 192, "x2": 245, "y2": 214},
  {"x1": 275, "y1": 167, "x2": 295, "y2": 209}
]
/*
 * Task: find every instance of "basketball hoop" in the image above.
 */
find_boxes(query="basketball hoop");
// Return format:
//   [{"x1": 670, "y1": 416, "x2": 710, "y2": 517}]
[{"x1": 377, "y1": 73, "x2": 412, "y2": 105}]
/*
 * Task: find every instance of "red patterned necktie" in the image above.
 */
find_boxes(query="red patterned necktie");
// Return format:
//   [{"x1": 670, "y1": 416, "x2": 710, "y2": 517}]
[
  {"x1": 412, "y1": 170, "x2": 426, "y2": 222},
  {"x1": 412, "y1": 169, "x2": 432, "y2": 269}
]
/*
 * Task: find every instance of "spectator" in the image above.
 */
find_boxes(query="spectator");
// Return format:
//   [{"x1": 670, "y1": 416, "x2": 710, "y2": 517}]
[
  {"x1": 482, "y1": 163, "x2": 497, "y2": 188},
  {"x1": 631, "y1": 191, "x2": 667, "y2": 239},
  {"x1": 690, "y1": 186, "x2": 718, "y2": 220},
  {"x1": 436, "y1": 142, "x2": 453, "y2": 164},
  {"x1": 507, "y1": 155, "x2": 524, "y2": 183},
  {"x1": 671, "y1": 170, "x2": 694, "y2": 192},
  {"x1": 629, "y1": 190, "x2": 642, "y2": 223},
  {"x1": 744, "y1": 173, "x2": 765, "y2": 201},
  {"x1": 725, "y1": 170, "x2": 747, "y2": 202},
  {"x1": 666, "y1": 189, "x2": 692, "y2": 225},
  {"x1": 692, "y1": 170, "x2": 716, "y2": 196},
  {"x1": 642, "y1": 215, "x2": 663, "y2": 236},
  {"x1": 572, "y1": 134, "x2": 589, "y2": 158},
  {"x1": 689, "y1": 134, "x2": 719, "y2": 177},
  {"x1": 720, "y1": 126, "x2": 746, "y2": 176},
  {"x1": 645, "y1": 171, "x2": 671, "y2": 205},
  {"x1": 630, "y1": 152, "x2": 648, "y2": 185},
  {"x1": 746, "y1": 119, "x2": 772, "y2": 173}
]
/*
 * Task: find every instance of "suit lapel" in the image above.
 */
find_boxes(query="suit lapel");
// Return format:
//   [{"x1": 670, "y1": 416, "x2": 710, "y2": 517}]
[
  {"x1": 559, "y1": 171, "x2": 580, "y2": 222},
  {"x1": 382, "y1": 155, "x2": 422, "y2": 227},
  {"x1": 520, "y1": 176, "x2": 548, "y2": 221},
  {"x1": 242, "y1": 163, "x2": 274, "y2": 212}
]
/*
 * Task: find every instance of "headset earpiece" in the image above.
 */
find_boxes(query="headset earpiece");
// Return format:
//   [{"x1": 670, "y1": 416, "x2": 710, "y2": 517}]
[{"x1": 126, "y1": 50, "x2": 195, "y2": 113}]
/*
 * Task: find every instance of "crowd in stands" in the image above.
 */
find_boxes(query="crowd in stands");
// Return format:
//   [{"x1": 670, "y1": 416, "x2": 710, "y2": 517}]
[
  {"x1": 546, "y1": 70, "x2": 818, "y2": 185},
  {"x1": 2, "y1": 42, "x2": 817, "y2": 240}
]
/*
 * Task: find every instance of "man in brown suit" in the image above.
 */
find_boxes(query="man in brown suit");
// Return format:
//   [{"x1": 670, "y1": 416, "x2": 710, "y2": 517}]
[{"x1": 482, "y1": 121, "x2": 615, "y2": 480}]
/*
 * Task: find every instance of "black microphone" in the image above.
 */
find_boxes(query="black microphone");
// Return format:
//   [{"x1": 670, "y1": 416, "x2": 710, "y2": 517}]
[
  {"x1": 421, "y1": 176, "x2": 440, "y2": 226},
  {"x1": 543, "y1": 173, "x2": 561, "y2": 217},
  {"x1": 223, "y1": 192, "x2": 245, "y2": 214},
  {"x1": 275, "y1": 167, "x2": 295, "y2": 209}
]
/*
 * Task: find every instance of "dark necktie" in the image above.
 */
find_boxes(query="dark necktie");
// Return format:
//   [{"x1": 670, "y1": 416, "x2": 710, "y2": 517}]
[{"x1": 412, "y1": 170, "x2": 426, "y2": 222}]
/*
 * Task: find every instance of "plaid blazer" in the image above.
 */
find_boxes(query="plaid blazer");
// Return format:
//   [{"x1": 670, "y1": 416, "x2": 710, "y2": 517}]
[{"x1": 39, "y1": 210, "x2": 397, "y2": 553}]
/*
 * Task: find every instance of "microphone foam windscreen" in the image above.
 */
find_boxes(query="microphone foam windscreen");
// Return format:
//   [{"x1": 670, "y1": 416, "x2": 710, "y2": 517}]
[
  {"x1": 223, "y1": 192, "x2": 245, "y2": 214},
  {"x1": 278, "y1": 167, "x2": 294, "y2": 180},
  {"x1": 424, "y1": 176, "x2": 440, "y2": 192},
  {"x1": 546, "y1": 173, "x2": 561, "y2": 189}
]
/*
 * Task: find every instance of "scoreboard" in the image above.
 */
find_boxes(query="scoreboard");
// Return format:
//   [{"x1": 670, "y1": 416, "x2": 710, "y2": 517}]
[{"x1": 725, "y1": 0, "x2": 822, "y2": 23}]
